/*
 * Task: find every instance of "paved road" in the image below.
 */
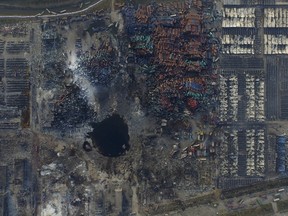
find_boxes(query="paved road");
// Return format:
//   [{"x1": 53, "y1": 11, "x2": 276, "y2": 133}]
[{"x1": 0, "y1": 0, "x2": 106, "y2": 19}]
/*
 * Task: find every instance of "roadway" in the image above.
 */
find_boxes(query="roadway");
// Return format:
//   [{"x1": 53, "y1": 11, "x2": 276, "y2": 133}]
[{"x1": 0, "y1": 0, "x2": 107, "y2": 19}]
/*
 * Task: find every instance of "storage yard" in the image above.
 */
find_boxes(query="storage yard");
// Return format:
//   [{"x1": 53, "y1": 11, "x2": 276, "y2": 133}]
[{"x1": 1, "y1": 0, "x2": 288, "y2": 216}]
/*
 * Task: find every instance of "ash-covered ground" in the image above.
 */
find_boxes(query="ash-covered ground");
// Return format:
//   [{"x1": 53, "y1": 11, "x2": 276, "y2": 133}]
[
  {"x1": 32, "y1": 1, "x2": 222, "y2": 215},
  {"x1": 0, "y1": 0, "x2": 224, "y2": 215}
]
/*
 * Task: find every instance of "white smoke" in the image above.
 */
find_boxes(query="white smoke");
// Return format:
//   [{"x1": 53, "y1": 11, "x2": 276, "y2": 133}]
[
  {"x1": 69, "y1": 51, "x2": 78, "y2": 70},
  {"x1": 67, "y1": 51, "x2": 100, "y2": 113}
]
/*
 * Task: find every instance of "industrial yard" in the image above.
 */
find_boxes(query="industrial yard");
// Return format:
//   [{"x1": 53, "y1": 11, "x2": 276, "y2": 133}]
[{"x1": 1, "y1": 0, "x2": 288, "y2": 216}]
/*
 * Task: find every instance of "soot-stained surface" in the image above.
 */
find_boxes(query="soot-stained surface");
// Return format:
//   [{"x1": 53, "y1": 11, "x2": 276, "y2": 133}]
[
  {"x1": 52, "y1": 86, "x2": 96, "y2": 129},
  {"x1": 89, "y1": 114, "x2": 130, "y2": 157}
]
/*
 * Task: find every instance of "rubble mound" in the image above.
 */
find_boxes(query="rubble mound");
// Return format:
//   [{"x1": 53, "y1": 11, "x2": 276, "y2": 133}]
[{"x1": 89, "y1": 114, "x2": 130, "y2": 157}]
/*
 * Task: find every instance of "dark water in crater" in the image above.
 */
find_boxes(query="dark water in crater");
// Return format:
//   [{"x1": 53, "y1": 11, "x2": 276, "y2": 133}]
[{"x1": 88, "y1": 114, "x2": 130, "y2": 157}]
